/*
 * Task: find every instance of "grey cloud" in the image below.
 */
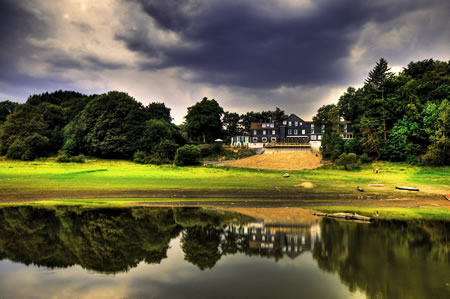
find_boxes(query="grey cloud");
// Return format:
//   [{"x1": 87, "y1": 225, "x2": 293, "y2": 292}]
[
  {"x1": 118, "y1": 0, "x2": 449, "y2": 89},
  {"x1": 0, "y1": 0, "x2": 48, "y2": 84},
  {"x1": 70, "y1": 21, "x2": 94, "y2": 33}
]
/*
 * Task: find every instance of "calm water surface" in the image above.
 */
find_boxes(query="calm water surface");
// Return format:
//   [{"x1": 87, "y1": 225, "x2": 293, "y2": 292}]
[{"x1": 0, "y1": 206, "x2": 448, "y2": 299}]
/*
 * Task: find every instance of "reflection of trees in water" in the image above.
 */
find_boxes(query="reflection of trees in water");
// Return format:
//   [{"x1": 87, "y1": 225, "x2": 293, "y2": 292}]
[
  {"x1": 312, "y1": 219, "x2": 449, "y2": 299},
  {"x1": 0, "y1": 206, "x2": 181, "y2": 273},
  {"x1": 181, "y1": 226, "x2": 223, "y2": 270},
  {"x1": 2, "y1": 204, "x2": 447, "y2": 299},
  {"x1": 0, "y1": 206, "x2": 252, "y2": 273}
]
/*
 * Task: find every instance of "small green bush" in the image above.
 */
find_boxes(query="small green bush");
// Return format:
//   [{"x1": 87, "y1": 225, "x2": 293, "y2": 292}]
[
  {"x1": 359, "y1": 153, "x2": 373, "y2": 163},
  {"x1": 70, "y1": 155, "x2": 85, "y2": 163},
  {"x1": 134, "y1": 151, "x2": 170, "y2": 165},
  {"x1": 6, "y1": 139, "x2": 26, "y2": 160},
  {"x1": 133, "y1": 151, "x2": 147, "y2": 164},
  {"x1": 156, "y1": 139, "x2": 179, "y2": 160},
  {"x1": 335, "y1": 153, "x2": 360, "y2": 170},
  {"x1": 174, "y1": 145, "x2": 201, "y2": 166},
  {"x1": 56, "y1": 152, "x2": 85, "y2": 163},
  {"x1": 199, "y1": 144, "x2": 214, "y2": 157},
  {"x1": 56, "y1": 152, "x2": 71, "y2": 163}
]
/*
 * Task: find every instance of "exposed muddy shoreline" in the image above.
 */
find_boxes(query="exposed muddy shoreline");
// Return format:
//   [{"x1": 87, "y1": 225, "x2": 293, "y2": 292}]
[{"x1": 1, "y1": 188, "x2": 442, "y2": 203}]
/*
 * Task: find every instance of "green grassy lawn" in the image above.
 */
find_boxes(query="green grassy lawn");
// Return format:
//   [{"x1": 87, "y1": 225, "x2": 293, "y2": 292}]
[{"x1": 0, "y1": 158, "x2": 448, "y2": 200}]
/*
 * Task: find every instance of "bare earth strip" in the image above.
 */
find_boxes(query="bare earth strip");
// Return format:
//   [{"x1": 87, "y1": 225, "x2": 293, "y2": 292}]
[
  {"x1": 221, "y1": 151, "x2": 323, "y2": 170},
  {"x1": 133, "y1": 198, "x2": 450, "y2": 209}
]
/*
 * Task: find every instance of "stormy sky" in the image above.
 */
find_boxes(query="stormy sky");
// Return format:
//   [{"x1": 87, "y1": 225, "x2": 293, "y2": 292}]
[{"x1": 0, "y1": 0, "x2": 448, "y2": 123}]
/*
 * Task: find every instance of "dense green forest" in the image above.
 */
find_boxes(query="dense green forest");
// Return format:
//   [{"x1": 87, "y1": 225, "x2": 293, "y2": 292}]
[
  {"x1": 314, "y1": 58, "x2": 449, "y2": 165},
  {"x1": 0, "y1": 58, "x2": 448, "y2": 165}
]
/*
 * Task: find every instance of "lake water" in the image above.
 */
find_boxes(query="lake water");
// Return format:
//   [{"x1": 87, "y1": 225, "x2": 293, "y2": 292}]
[{"x1": 0, "y1": 206, "x2": 448, "y2": 299}]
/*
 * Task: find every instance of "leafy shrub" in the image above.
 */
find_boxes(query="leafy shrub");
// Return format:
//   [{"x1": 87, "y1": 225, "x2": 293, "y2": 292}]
[
  {"x1": 199, "y1": 144, "x2": 214, "y2": 157},
  {"x1": 174, "y1": 145, "x2": 201, "y2": 166},
  {"x1": 56, "y1": 152, "x2": 85, "y2": 163},
  {"x1": 212, "y1": 142, "x2": 222, "y2": 153},
  {"x1": 6, "y1": 139, "x2": 26, "y2": 160},
  {"x1": 6, "y1": 133, "x2": 50, "y2": 160},
  {"x1": 70, "y1": 155, "x2": 85, "y2": 163},
  {"x1": 405, "y1": 154, "x2": 418, "y2": 165},
  {"x1": 134, "y1": 151, "x2": 170, "y2": 165},
  {"x1": 235, "y1": 147, "x2": 255, "y2": 159},
  {"x1": 133, "y1": 151, "x2": 147, "y2": 164},
  {"x1": 62, "y1": 137, "x2": 78, "y2": 156},
  {"x1": 146, "y1": 153, "x2": 170, "y2": 165},
  {"x1": 344, "y1": 138, "x2": 363, "y2": 155},
  {"x1": 359, "y1": 153, "x2": 373, "y2": 163},
  {"x1": 199, "y1": 143, "x2": 223, "y2": 158},
  {"x1": 56, "y1": 152, "x2": 71, "y2": 163},
  {"x1": 156, "y1": 139, "x2": 179, "y2": 160},
  {"x1": 335, "y1": 153, "x2": 360, "y2": 170}
]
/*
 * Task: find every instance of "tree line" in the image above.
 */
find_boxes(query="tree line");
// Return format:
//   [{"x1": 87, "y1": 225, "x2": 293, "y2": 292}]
[
  {"x1": 314, "y1": 58, "x2": 449, "y2": 166},
  {"x1": 0, "y1": 58, "x2": 448, "y2": 165},
  {"x1": 0, "y1": 91, "x2": 285, "y2": 164}
]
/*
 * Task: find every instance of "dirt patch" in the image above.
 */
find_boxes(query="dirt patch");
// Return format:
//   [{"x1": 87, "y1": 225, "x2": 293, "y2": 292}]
[
  {"x1": 294, "y1": 182, "x2": 315, "y2": 189},
  {"x1": 222, "y1": 151, "x2": 322, "y2": 170}
]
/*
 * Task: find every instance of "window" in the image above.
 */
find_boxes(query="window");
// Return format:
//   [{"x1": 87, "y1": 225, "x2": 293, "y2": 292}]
[
  {"x1": 302, "y1": 129, "x2": 305, "y2": 135},
  {"x1": 294, "y1": 121, "x2": 298, "y2": 126},
  {"x1": 271, "y1": 137, "x2": 277, "y2": 142},
  {"x1": 272, "y1": 130, "x2": 276, "y2": 135},
  {"x1": 253, "y1": 130, "x2": 257, "y2": 135},
  {"x1": 288, "y1": 121, "x2": 292, "y2": 126},
  {"x1": 294, "y1": 129, "x2": 298, "y2": 134},
  {"x1": 344, "y1": 124, "x2": 347, "y2": 132},
  {"x1": 253, "y1": 137, "x2": 258, "y2": 142},
  {"x1": 270, "y1": 123, "x2": 274, "y2": 128},
  {"x1": 283, "y1": 121, "x2": 287, "y2": 125},
  {"x1": 288, "y1": 129, "x2": 292, "y2": 134},
  {"x1": 300, "y1": 122, "x2": 302, "y2": 125},
  {"x1": 311, "y1": 124, "x2": 314, "y2": 134},
  {"x1": 318, "y1": 135, "x2": 322, "y2": 140},
  {"x1": 311, "y1": 135, "x2": 316, "y2": 140},
  {"x1": 262, "y1": 137, "x2": 267, "y2": 142},
  {"x1": 262, "y1": 130, "x2": 266, "y2": 135}
]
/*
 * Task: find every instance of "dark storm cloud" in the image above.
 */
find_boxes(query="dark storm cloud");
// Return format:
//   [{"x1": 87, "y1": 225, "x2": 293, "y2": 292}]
[
  {"x1": 0, "y1": 0, "x2": 48, "y2": 84},
  {"x1": 118, "y1": 0, "x2": 448, "y2": 89}
]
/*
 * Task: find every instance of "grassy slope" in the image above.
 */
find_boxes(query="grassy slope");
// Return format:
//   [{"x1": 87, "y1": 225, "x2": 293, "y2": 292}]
[{"x1": 0, "y1": 158, "x2": 449, "y2": 199}]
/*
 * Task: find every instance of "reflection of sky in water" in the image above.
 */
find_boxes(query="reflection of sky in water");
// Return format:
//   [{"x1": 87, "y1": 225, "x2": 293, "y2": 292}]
[{"x1": 0, "y1": 236, "x2": 366, "y2": 299}]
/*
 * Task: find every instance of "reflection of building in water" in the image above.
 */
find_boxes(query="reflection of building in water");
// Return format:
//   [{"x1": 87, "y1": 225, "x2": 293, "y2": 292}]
[{"x1": 225, "y1": 221, "x2": 321, "y2": 259}]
